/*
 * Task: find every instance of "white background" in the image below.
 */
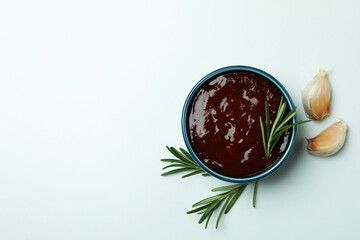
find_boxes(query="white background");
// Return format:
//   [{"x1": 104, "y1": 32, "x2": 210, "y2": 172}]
[{"x1": 0, "y1": 0, "x2": 359, "y2": 239}]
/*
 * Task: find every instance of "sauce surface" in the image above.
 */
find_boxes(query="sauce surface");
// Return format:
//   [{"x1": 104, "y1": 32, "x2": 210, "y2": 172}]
[{"x1": 188, "y1": 70, "x2": 291, "y2": 177}]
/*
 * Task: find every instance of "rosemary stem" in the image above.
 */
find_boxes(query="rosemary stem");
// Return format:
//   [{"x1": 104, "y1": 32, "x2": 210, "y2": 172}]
[{"x1": 253, "y1": 181, "x2": 258, "y2": 208}]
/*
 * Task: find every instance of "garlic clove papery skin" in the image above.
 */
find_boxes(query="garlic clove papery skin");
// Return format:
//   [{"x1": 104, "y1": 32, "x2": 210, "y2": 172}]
[
  {"x1": 302, "y1": 69, "x2": 331, "y2": 120},
  {"x1": 306, "y1": 120, "x2": 348, "y2": 156}
]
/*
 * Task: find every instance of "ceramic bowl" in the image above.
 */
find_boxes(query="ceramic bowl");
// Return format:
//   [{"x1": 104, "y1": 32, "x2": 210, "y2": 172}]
[{"x1": 181, "y1": 65, "x2": 296, "y2": 183}]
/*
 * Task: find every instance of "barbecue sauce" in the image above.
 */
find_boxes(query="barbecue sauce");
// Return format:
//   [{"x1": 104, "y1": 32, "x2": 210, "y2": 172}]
[{"x1": 188, "y1": 71, "x2": 291, "y2": 177}]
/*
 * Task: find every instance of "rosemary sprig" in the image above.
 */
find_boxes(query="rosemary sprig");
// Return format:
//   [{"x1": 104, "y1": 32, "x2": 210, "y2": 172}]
[
  {"x1": 161, "y1": 146, "x2": 210, "y2": 178},
  {"x1": 187, "y1": 183, "x2": 247, "y2": 229},
  {"x1": 259, "y1": 97, "x2": 311, "y2": 157},
  {"x1": 161, "y1": 146, "x2": 259, "y2": 228}
]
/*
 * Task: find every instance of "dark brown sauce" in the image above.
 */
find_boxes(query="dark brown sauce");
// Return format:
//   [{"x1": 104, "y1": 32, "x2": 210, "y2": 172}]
[{"x1": 188, "y1": 70, "x2": 291, "y2": 178}]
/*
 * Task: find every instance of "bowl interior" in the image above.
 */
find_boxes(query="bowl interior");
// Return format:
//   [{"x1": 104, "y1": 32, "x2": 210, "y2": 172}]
[{"x1": 181, "y1": 66, "x2": 297, "y2": 183}]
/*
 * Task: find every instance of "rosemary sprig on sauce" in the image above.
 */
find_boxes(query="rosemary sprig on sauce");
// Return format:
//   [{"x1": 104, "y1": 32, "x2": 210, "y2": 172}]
[
  {"x1": 161, "y1": 146, "x2": 210, "y2": 178},
  {"x1": 161, "y1": 147, "x2": 259, "y2": 229},
  {"x1": 259, "y1": 97, "x2": 311, "y2": 157}
]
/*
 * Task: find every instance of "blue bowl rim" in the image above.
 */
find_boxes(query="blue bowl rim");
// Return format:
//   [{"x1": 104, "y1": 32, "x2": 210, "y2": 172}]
[{"x1": 181, "y1": 65, "x2": 297, "y2": 183}]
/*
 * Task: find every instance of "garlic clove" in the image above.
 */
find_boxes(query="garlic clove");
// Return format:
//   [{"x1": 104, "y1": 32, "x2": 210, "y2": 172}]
[
  {"x1": 306, "y1": 120, "x2": 348, "y2": 156},
  {"x1": 302, "y1": 69, "x2": 331, "y2": 120}
]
